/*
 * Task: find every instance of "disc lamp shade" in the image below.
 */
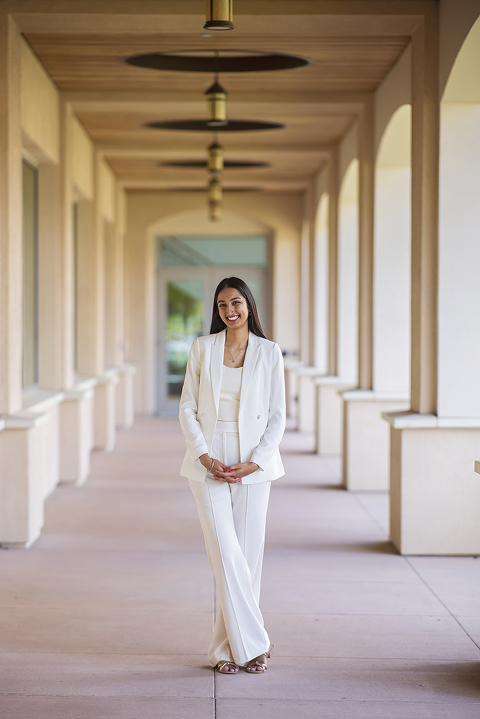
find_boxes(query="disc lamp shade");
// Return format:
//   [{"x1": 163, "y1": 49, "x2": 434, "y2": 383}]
[
  {"x1": 205, "y1": 0, "x2": 234, "y2": 30},
  {"x1": 208, "y1": 176, "x2": 223, "y2": 204},
  {"x1": 208, "y1": 141, "x2": 224, "y2": 173},
  {"x1": 205, "y1": 81, "x2": 228, "y2": 125},
  {"x1": 209, "y1": 201, "x2": 221, "y2": 221}
]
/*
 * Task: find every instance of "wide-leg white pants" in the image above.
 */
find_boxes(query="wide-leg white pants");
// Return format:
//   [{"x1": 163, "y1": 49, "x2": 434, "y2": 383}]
[{"x1": 189, "y1": 420, "x2": 271, "y2": 667}]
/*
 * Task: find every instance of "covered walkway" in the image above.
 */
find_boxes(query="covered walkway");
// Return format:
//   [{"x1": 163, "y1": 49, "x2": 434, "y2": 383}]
[{"x1": 1, "y1": 418, "x2": 479, "y2": 718}]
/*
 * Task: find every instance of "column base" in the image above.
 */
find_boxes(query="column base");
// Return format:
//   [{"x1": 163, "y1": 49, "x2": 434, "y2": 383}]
[
  {"x1": 296, "y1": 366, "x2": 325, "y2": 432},
  {"x1": 94, "y1": 369, "x2": 120, "y2": 451},
  {"x1": 342, "y1": 390, "x2": 410, "y2": 491},
  {"x1": 384, "y1": 411, "x2": 480, "y2": 555},
  {"x1": 284, "y1": 360, "x2": 305, "y2": 420},
  {"x1": 60, "y1": 376, "x2": 97, "y2": 486},
  {"x1": 116, "y1": 363, "x2": 137, "y2": 429},
  {"x1": 314, "y1": 377, "x2": 355, "y2": 455}
]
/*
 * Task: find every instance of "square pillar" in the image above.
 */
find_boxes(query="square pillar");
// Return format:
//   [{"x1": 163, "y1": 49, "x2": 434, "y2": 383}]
[
  {"x1": 0, "y1": 413, "x2": 49, "y2": 548},
  {"x1": 284, "y1": 360, "x2": 305, "y2": 420},
  {"x1": 385, "y1": 412, "x2": 480, "y2": 555},
  {"x1": 296, "y1": 366, "x2": 325, "y2": 433},
  {"x1": 60, "y1": 377, "x2": 97, "y2": 485},
  {"x1": 116, "y1": 363, "x2": 136, "y2": 429},
  {"x1": 94, "y1": 369, "x2": 119, "y2": 452},
  {"x1": 342, "y1": 390, "x2": 410, "y2": 491},
  {"x1": 314, "y1": 378, "x2": 353, "y2": 455}
]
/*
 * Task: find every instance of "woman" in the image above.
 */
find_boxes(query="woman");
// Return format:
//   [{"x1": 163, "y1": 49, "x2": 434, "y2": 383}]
[{"x1": 179, "y1": 277, "x2": 286, "y2": 674}]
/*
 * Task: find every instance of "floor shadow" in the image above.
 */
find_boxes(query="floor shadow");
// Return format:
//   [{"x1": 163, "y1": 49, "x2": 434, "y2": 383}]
[
  {"x1": 278, "y1": 482, "x2": 345, "y2": 491},
  {"x1": 266, "y1": 540, "x2": 399, "y2": 555}
]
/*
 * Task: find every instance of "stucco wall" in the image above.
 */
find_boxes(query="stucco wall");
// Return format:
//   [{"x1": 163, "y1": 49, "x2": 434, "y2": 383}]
[
  {"x1": 71, "y1": 117, "x2": 94, "y2": 201},
  {"x1": 20, "y1": 38, "x2": 59, "y2": 164}
]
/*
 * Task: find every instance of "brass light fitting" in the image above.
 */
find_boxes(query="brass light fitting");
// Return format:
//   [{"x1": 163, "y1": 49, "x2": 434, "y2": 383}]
[
  {"x1": 208, "y1": 176, "x2": 223, "y2": 204},
  {"x1": 209, "y1": 201, "x2": 221, "y2": 221},
  {"x1": 204, "y1": 0, "x2": 234, "y2": 31},
  {"x1": 208, "y1": 141, "x2": 224, "y2": 173},
  {"x1": 205, "y1": 79, "x2": 228, "y2": 125}
]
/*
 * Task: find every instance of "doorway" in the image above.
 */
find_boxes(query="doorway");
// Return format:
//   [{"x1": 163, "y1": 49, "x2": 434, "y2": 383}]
[{"x1": 156, "y1": 235, "x2": 270, "y2": 416}]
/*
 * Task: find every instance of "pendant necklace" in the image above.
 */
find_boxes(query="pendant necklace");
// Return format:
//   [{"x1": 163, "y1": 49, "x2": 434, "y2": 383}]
[{"x1": 226, "y1": 342, "x2": 247, "y2": 364}]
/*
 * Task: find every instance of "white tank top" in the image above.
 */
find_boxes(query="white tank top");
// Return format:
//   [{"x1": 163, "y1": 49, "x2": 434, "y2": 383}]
[{"x1": 218, "y1": 365, "x2": 243, "y2": 421}]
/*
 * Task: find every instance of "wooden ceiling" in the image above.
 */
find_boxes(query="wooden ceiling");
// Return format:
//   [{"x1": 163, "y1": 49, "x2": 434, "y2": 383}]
[{"x1": 22, "y1": 4, "x2": 415, "y2": 192}]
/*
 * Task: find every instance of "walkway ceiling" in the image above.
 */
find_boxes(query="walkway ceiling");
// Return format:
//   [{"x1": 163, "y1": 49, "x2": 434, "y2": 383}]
[{"x1": 17, "y1": 1, "x2": 418, "y2": 193}]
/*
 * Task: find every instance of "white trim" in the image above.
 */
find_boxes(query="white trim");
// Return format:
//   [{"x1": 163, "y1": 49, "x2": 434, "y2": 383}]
[
  {"x1": 342, "y1": 389, "x2": 410, "y2": 402},
  {"x1": 381, "y1": 411, "x2": 480, "y2": 429},
  {"x1": 22, "y1": 387, "x2": 65, "y2": 413}
]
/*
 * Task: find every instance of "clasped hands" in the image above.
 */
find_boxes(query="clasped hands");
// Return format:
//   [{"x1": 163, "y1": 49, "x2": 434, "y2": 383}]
[{"x1": 199, "y1": 454, "x2": 259, "y2": 484}]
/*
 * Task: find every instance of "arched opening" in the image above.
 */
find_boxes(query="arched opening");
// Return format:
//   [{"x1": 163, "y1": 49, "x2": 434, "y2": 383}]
[
  {"x1": 373, "y1": 104, "x2": 411, "y2": 394},
  {"x1": 150, "y1": 208, "x2": 272, "y2": 415},
  {"x1": 438, "y1": 17, "x2": 480, "y2": 417},
  {"x1": 313, "y1": 193, "x2": 329, "y2": 372},
  {"x1": 337, "y1": 159, "x2": 359, "y2": 383}
]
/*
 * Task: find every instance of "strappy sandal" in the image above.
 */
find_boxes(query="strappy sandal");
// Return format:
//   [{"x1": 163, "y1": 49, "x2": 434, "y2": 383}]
[
  {"x1": 244, "y1": 644, "x2": 274, "y2": 674},
  {"x1": 216, "y1": 660, "x2": 239, "y2": 674}
]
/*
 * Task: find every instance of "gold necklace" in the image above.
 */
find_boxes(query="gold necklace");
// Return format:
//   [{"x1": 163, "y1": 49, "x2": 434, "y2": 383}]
[{"x1": 225, "y1": 342, "x2": 247, "y2": 364}]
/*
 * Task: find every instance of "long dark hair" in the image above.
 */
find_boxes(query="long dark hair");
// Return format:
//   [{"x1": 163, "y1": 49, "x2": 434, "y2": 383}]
[{"x1": 209, "y1": 277, "x2": 267, "y2": 338}]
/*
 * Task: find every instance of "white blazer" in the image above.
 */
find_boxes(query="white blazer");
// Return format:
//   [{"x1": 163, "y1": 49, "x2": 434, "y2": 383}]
[{"x1": 179, "y1": 329, "x2": 286, "y2": 484}]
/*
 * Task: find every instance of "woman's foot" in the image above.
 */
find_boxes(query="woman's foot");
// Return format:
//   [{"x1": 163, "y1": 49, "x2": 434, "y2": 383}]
[
  {"x1": 245, "y1": 653, "x2": 268, "y2": 673},
  {"x1": 245, "y1": 645, "x2": 273, "y2": 673},
  {"x1": 216, "y1": 660, "x2": 239, "y2": 674}
]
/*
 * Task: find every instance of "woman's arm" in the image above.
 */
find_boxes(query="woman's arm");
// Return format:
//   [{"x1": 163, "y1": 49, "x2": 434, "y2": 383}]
[
  {"x1": 179, "y1": 338, "x2": 209, "y2": 462},
  {"x1": 249, "y1": 342, "x2": 286, "y2": 471}
]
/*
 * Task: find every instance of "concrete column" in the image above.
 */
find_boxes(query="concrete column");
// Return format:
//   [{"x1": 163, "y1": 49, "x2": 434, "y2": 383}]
[
  {"x1": 327, "y1": 151, "x2": 338, "y2": 377},
  {"x1": 409, "y1": 21, "x2": 439, "y2": 417},
  {"x1": 300, "y1": 203, "x2": 311, "y2": 365},
  {"x1": 38, "y1": 163, "x2": 64, "y2": 390},
  {"x1": 0, "y1": 16, "x2": 22, "y2": 415},
  {"x1": 113, "y1": 186, "x2": 126, "y2": 369},
  {"x1": 342, "y1": 97, "x2": 412, "y2": 490},
  {"x1": 357, "y1": 97, "x2": 375, "y2": 392},
  {"x1": 385, "y1": 14, "x2": 480, "y2": 555},
  {"x1": 116, "y1": 364, "x2": 136, "y2": 429},
  {"x1": 75, "y1": 155, "x2": 117, "y2": 450}
]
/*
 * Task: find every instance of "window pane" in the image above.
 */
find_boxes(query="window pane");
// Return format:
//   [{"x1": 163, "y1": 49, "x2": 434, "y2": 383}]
[
  {"x1": 22, "y1": 161, "x2": 39, "y2": 387},
  {"x1": 166, "y1": 280, "x2": 203, "y2": 397}
]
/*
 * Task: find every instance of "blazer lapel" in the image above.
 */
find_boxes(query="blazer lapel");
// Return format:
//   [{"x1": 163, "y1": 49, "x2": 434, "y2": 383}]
[
  {"x1": 210, "y1": 329, "x2": 225, "y2": 416},
  {"x1": 239, "y1": 332, "x2": 260, "y2": 416}
]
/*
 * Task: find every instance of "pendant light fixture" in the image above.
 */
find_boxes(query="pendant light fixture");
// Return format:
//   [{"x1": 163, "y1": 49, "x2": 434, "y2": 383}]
[
  {"x1": 205, "y1": 77, "x2": 228, "y2": 125},
  {"x1": 208, "y1": 139, "x2": 224, "y2": 173},
  {"x1": 208, "y1": 176, "x2": 223, "y2": 204},
  {"x1": 208, "y1": 175, "x2": 222, "y2": 222},
  {"x1": 209, "y1": 201, "x2": 221, "y2": 221},
  {"x1": 204, "y1": 0, "x2": 234, "y2": 31}
]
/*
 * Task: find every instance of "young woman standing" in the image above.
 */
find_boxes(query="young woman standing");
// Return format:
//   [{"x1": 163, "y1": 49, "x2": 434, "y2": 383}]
[{"x1": 179, "y1": 277, "x2": 286, "y2": 674}]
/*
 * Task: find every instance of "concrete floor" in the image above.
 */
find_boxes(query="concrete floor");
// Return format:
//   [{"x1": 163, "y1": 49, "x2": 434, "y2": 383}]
[{"x1": 1, "y1": 417, "x2": 480, "y2": 718}]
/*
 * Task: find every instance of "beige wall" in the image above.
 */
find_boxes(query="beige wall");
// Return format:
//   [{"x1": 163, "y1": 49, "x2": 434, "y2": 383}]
[
  {"x1": 20, "y1": 38, "x2": 59, "y2": 164},
  {"x1": 99, "y1": 159, "x2": 116, "y2": 223},
  {"x1": 125, "y1": 190, "x2": 303, "y2": 413},
  {"x1": 439, "y1": 0, "x2": 480, "y2": 96},
  {"x1": 71, "y1": 117, "x2": 94, "y2": 200},
  {"x1": 374, "y1": 44, "x2": 412, "y2": 157}
]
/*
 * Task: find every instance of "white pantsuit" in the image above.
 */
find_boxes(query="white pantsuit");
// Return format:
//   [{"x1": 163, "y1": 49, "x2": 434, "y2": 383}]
[{"x1": 179, "y1": 330, "x2": 286, "y2": 667}]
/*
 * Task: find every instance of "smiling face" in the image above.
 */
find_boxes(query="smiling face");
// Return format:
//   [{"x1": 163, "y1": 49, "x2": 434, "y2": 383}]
[{"x1": 217, "y1": 286, "x2": 250, "y2": 333}]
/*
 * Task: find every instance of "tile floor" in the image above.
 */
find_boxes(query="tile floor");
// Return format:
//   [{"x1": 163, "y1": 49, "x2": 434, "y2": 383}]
[{"x1": 1, "y1": 417, "x2": 479, "y2": 718}]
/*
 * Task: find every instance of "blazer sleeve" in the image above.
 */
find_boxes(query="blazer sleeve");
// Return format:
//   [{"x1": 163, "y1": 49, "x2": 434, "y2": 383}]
[
  {"x1": 250, "y1": 342, "x2": 286, "y2": 471},
  {"x1": 179, "y1": 338, "x2": 209, "y2": 462}
]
